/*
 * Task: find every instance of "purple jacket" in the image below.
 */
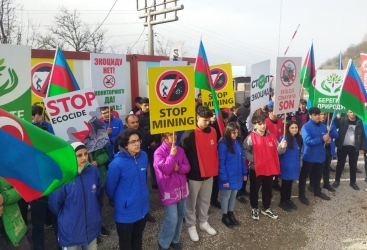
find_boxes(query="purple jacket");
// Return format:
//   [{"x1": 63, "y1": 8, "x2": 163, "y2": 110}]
[{"x1": 153, "y1": 141, "x2": 190, "y2": 206}]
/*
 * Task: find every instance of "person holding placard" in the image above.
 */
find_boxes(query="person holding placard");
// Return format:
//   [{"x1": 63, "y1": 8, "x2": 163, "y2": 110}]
[{"x1": 154, "y1": 132, "x2": 190, "y2": 250}]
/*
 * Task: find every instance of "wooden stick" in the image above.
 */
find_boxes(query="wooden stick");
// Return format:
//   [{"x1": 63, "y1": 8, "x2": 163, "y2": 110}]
[
  {"x1": 108, "y1": 108, "x2": 111, "y2": 128},
  {"x1": 283, "y1": 113, "x2": 287, "y2": 137},
  {"x1": 89, "y1": 153, "x2": 94, "y2": 162},
  {"x1": 172, "y1": 131, "x2": 176, "y2": 146}
]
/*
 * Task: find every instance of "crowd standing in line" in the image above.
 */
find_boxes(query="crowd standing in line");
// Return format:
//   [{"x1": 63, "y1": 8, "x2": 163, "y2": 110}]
[{"x1": 1, "y1": 96, "x2": 366, "y2": 250}]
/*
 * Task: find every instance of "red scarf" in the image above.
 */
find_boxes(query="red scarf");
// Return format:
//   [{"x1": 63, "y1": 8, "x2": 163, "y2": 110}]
[
  {"x1": 250, "y1": 132, "x2": 280, "y2": 177},
  {"x1": 194, "y1": 127, "x2": 218, "y2": 177}
]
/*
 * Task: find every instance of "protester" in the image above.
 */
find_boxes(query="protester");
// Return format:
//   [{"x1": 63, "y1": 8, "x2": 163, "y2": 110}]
[
  {"x1": 298, "y1": 107, "x2": 337, "y2": 205},
  {"x1": 0, "y1": 178, "x2": 30, "y2": 250},
  {"x1": 100, "y1": 106, "x2": 124, "y2": 160},
  {"x1": 218, "y1": 122, "x2": 247, "y2": 227},
  {"x1": 291, "y1": 99, "x2": 309, "y2": 130},
  {"x1": 130, "y1": 97, "x2": 142, "y2": 114},
  {"x1": 254, "y1": 106, "x2": 268, "y2": 119},
  {"x1": 49, "y1": 142, "x2": 101, "y2": 250},
  {"x1": 243, "y1": 114, "x2": 287, "y2": 220},
  {"x1": 228, "y1": 103, "x2": 241, "y2": 123},
  {"x1": 308, "y1": 112, "x2": 338, "y2": 193},
  {"x1": 237, "y1": 100, "x2": 251, "y2": 143},
  {"x1": 154, "y1": 132, "x2": 190, "y2": 250},
  {"x1": 180, "y1": 106, "x2": 218, "y2": 242},
  {"x1": 221, "y1": 110, "x2": 229, "y2": 126},
  {"x1": 105, "y1": 129, "x2": 150, "y2": 250},
  {"x1": 278, "y1": 121, "x2": 302, "y2": 211},
  {"x1": 89, "y1": 146, "x2": 111, "y2": 245},
  {"x1": 196, "y1": 93, "x2": 202, "y2": 106},
  {"x1": 32, "y1": 104, "x2": 54, "y2": 134},
  {"x1": 333, "y1": 111, "x2": 366, "y2": 190}
]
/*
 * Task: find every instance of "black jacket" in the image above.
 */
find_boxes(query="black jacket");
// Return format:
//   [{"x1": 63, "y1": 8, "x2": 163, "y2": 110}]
[
  {"x1": 179, "y1": 127, "x2": 212, "y2": 181},
  {"x1": 334, "y1": 116, "x2": 366, "y2": 151}
]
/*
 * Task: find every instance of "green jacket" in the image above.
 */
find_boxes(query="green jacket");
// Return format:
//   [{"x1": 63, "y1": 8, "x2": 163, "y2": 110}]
[
  {"x1": 0, "y1": 178, "x2": 27, "y2": 247},
  {"x1": 91, "y1": 147, "x2": 110, "y2": 185}
]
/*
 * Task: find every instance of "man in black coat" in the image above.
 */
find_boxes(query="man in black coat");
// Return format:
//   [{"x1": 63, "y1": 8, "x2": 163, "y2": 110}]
[{"x1": 332, "y1": 111, "x2": 366, "y2": 190}]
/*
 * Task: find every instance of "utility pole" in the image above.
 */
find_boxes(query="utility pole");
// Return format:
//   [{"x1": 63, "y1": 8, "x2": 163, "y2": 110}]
[{"x1": 136, "y1": 0, "x2": 184, "y2": 55}]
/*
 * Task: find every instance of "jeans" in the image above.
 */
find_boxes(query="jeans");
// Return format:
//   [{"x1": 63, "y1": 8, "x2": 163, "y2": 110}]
[
  {"x1": 31, "y1": 196, "x2": 49, "y2": 250},
  {"x1": 249, "y1": 169, "x2": 274, "y2": 209},
  {"x1": 299, "y1": 161, "x2": 323, "y2": 196},
  {"x1": 62, "y1": 238, "x2": 97, "y2": 250},
  {"x1": 221, "y1": 190, "x2": 238, "y2": 214},
  {"x1": 0, "y1": 235, "x2": 31, "y2": 250},
  {"x1": 335, "y1": 146, "x2": 358, "y2": 184},
  {"x1": 116, "y1": 217, "x2": 147, "y2": 250},
  {"x1": 158, "y1": 199, "x2": 186, "y2": 249}
]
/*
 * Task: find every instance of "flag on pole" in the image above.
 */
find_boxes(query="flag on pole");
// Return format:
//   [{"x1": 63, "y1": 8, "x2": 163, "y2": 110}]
[
  {"x1": 337, "y1": 60, "x2": 367, "y2": 123},
  {"x1": 338, "y1": 51, "x2": 344, "y2": 70},
  {"x1": 47, "y1": 48, "x2": 80, "y2": 97},
  {"x1": 0, "y1": 108, "x2": 78, "y2": 201},
  {"x1": 301, "y1": 43, "x2": 316, "y2": 107},
  {"x1": 195, "y1": 41, "x2": 224, "y2": 136}
]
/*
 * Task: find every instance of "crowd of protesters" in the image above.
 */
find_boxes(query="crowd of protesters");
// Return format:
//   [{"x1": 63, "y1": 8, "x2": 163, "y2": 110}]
[{"x1": 0, "y1": 94, "x2": 366, "y2": 250}]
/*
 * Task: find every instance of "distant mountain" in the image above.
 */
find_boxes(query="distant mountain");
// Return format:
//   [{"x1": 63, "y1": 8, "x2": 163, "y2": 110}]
[{"x1": 319, "y1": 40, "x2": 367, "y2": 73}]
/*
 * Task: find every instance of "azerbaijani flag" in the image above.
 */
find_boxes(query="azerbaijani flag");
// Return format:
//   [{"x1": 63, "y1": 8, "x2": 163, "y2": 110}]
[
  {"x1": 0, "y1": 108, "x2": 78, "y2": 202},
  {"x1": 301, "y1": 43, "x2": 316, "y2": 107},
  {"x1": 195, "y1": 41, "x2": 224, "y2": 136},
  {"x1": 337, "y1": 60, "x2": 367, "y2": 123},
  {"x1": 47, "y1": 47, "x2": 80, "y2": 97}
]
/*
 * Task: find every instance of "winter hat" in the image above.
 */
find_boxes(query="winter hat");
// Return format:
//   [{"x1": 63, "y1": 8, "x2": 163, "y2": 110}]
[{"x1": 71, "y1": 142, "x2": 86, "y2": 152}]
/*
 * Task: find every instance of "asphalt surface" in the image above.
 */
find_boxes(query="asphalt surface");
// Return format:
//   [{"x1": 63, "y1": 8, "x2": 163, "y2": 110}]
[{"x1": 29, "y1": 155, "x2": 367, "y2": 249}]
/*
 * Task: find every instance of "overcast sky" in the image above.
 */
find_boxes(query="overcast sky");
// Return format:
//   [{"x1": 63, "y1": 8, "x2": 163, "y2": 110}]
[{"x1": 15, "y1": 0, "x2": 367, "y2": 74}]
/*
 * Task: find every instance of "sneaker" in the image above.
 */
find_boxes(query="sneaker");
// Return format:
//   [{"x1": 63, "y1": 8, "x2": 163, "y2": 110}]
[
  {"x1": 170, "y1": 242, "x2": 182, "y2": 250},
  {"x1": 187, "y1": 226, "x2": 199, "y2": 242},
  {"x1": 350, "y1": 183, "x2": 360, "y2": 190},
  {"x1": 261, "y1": 208, "x2": 278, "y2": 219},
  {"x1": 323, "y1": 184, "x2": 336, "y2": 192},
  {"x1": 278, "y1": 201, "x2": 292, "y2": 212},
  {"x1": 357, "y1": 168, "x2": 363, "y2": 174},
  {"x1": 314, "y1": 192, "x2": 330, "y2": 200},
  {"x1": 100, "y1": 226, "x2": 110, "y2": 237},
  {"x1": 286, "y1": 200, "x2": 298, "y2": 210},
  {"x1": 210, "y1": 200, "x2": 221, "y2": 209},
  {"x1": 251, "y1": 208, "x2": 259, "y2": 220},
  {"x1": 199, "y1": 222, "x2": 217, "y2": 236},
  {"x1": 298, "y1": 195, "x2": 309, "y2": 206},
  {"x1": 146, "y1": 213, "x2": 156, "y2": 223},
  {"x1": 307, "y1": 185, "x2": 314, "y2": 193},
  {"x1": 236, "y1": 196, "x2": 247, "y2": 204},
  {"x1": 97, "y1": 237, "x2": 103, "y2": 246},
  {"x1": 332, "y1": 181, "x2": 339, "y2": 188}
]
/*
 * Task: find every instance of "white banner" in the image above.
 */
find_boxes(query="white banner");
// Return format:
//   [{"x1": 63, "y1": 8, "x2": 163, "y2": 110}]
[
  {"x1": 250, "y1": 60, "x2": 271, "y2": 111},
  {"x1": 273, "y1": 57, "x2": 302, "y2": 115},
  {"x1": 90, "y1": 53, "x2": 127, "y2": 107},
  {"x1": 44, "y1": 88, "x2": 110, "y2": 152},
  {"x1": 170, "y1": 41, "x2": 183, "y2": 61}
]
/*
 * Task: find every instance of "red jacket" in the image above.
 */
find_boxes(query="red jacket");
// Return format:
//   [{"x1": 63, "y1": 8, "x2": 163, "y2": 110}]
[{"x1": 265, "y1": 117, "x2": 283, "y2": 140}]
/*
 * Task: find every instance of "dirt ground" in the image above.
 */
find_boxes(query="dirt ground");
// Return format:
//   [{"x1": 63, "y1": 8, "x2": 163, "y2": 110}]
[{"x1": 26, "y1": 157, "x2": 367, "y2": 250}]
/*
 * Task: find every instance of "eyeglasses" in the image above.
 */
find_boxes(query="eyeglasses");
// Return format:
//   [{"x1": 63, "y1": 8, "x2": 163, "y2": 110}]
[{"x1": 128, "y1": 139, "x2": 142, "y2": 145}]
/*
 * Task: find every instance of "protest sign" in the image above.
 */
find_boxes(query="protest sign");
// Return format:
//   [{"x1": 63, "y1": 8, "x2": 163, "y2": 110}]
[
  {"x1": 251, "y1": 60, "x2": 271, "y2": 111},
  {"x1": 0, "y1": 44, "x2": 31, "y2": 121},
  {"x1": 201, "y1": 63, "x2": 235, "y2": 109},
  {"x1": 44, "y1": 88, "x2": 110, "y2": 152},
  {"x1": 360, "y1": 53, "x2": 367, "y2": 91},
  {"x1": 170, "y1": 41, "x2": 183, "y2": 61},
  {"x1": 90, "y1": 53, "x2": 126, "y2": 107},
  {"x1": 148, "y1": 66, "x2": 195, "y2": 134},
  {"x1": 314, "y1": 70, "x2": 347, "y2": 113},
  {"x1": 273, "y1": 57, "x2": 302, "y2": 115}
]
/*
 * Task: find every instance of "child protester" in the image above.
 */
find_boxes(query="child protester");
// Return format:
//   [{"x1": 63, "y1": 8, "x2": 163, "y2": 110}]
[
  {"x1": 218, "y1": 122, "x2": 248, "y2": 228},
  {"x1": 154, "y1": 132, "x2": 190, "y2": 250},
  {"x1": 278, "y1": 121, "x2": 302, "y2": 211},
  {"x1": 243, "y1": 114, "x2": 287, "y2": 220}
]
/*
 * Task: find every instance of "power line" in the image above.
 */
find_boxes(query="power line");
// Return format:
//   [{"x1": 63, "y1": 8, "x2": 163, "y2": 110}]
[
  {"x1": 88, "y1": 0, "x2": 118, "y2": 38},
  {"x1": 129, "y1": 26, "x2": 146, "y2": 51}
]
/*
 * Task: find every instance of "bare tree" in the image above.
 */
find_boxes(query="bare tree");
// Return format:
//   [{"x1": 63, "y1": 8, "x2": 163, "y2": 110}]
[
  {"x1": 37, "y1": 7, "x2": 108, "y2": 52},
  {"x1": 0, "y1": 0, "x2": 20, "y2": 44}
]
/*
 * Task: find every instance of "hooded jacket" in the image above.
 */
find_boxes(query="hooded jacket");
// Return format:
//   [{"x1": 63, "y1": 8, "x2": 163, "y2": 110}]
[
  {"x1": 218, "y1": 138, "x2": 248, "y2": 190},
  {"x1": 153, "y1": 141, "x2": 190, "y2": 206},
  {"x1": 48, "y1": 165, "x2": 102, "y2": 247},
  {"x1": 105, "y1": 150, "x2": 150, "y2": 223}
]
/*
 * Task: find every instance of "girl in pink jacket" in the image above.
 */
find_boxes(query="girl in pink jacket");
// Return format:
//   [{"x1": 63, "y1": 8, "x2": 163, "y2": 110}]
[{"x1": 154, "y1": 132, "x2": 190, "y2": 250}]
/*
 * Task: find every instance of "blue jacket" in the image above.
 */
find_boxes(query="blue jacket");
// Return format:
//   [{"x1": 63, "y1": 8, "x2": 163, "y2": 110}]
[
  {"x1": 49, "y1": 165, "x2": 101, "y2": 248},
  {"x1": 105, "y1": 150, "x2": 150, "y2": 223},
  {"x1": 301, "y1": 120, "x2": 338, "y2": 163},
  {"x1": 32, "y1": 120, "x2": 54, "y2": 134},
  {"x1": 218, "y1": 138, "x2": 248, "y2": 190},
  {"x1": 325, "y1": 121, "x2": 338, "y2": 157},
  {"x1": 102, "y1": 116, "x2": 124, "y2": 158},
  {"x1": 279, "y1": 135, "x2": 301, "y2": 180}
]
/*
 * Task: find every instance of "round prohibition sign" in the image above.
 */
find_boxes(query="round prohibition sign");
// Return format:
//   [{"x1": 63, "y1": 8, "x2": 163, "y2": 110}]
[
  {"x1": 155, "y1": 70, "x2": 189, "y2": 106},
  {"x1": 31, "y1": 62, "x2": 53, "y2": 98},
  {"x1": 103, "y1": 75, "x2": 115, "y2": 88},
  {"x1": 280, "y1": 60, "x2": 297, "y2": 87},
  {"x1": 210, "y1": 68, "x2": 228, "y2": 91}
]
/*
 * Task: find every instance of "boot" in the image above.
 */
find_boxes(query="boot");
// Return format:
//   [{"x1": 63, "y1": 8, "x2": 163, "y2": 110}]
[
  {"x1": 221, "y1": 214, "x2": 234, "y2": 228},
  {"x1": 228, "y1": 211, "x2": 239, "y2": 226}
]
